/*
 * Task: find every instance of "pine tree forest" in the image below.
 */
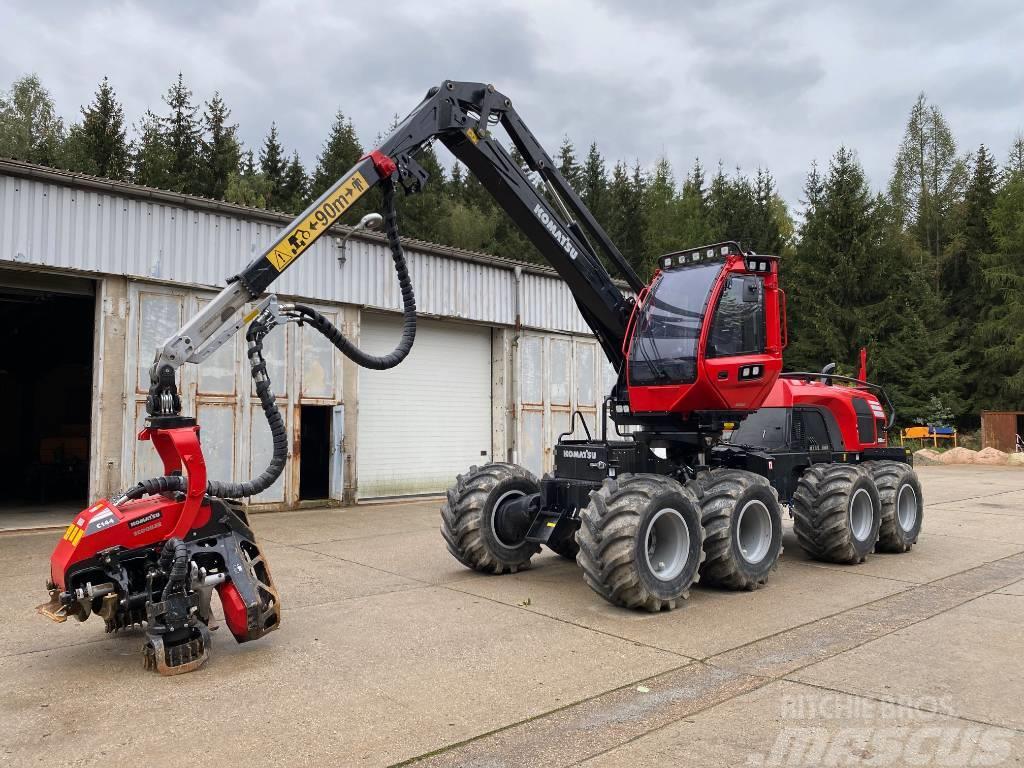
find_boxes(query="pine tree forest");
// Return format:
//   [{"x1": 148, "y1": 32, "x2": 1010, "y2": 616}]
[{"x1": 2, "y1": 74, "x2": 1022, "y2": 428}]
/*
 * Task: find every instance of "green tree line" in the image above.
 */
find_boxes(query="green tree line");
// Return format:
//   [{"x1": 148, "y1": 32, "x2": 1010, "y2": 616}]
[{"x1": 1, "y1": 73, "x2": 1022, "y2": 426}]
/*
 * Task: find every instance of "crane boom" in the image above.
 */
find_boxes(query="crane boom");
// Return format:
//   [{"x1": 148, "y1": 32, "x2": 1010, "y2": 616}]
[{"x1": 148, "y1": 81, "x2": 641, "y2": 416}]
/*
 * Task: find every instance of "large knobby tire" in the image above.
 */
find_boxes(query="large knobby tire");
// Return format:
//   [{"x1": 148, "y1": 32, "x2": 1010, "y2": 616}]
[
  {"x1": 576, "y1": 474, "x2": 704, "y2": 612},
  {"x1": 793, "y1": 464, "x2": 882, "y2": 564},
  {"x1": 697, "y1": 469, "x2": 783, "y2": 590},
  {"x1": 441, "y1": 463, "x2": 541, "y2": 574},
  {"x1": 864, "y1": 461, "x2": 923, "y2": 553}
]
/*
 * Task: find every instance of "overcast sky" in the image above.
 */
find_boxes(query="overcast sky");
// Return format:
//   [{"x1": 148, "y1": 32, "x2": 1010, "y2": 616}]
[{"x1": 3, "y1": 0, "x2": 1023, "y2": 210}]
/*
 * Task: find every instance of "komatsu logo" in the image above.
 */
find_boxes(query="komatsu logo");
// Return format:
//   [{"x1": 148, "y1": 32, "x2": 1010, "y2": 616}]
[
  {"x1": 533, "y1": 204, "x2": 579, "y2": 260},
  {"x1": 561, "y1": 449, "x2": 598, "y2": 460},
  {"x1": 128, "y1": 511, "x2": 162, "y2": 529}
]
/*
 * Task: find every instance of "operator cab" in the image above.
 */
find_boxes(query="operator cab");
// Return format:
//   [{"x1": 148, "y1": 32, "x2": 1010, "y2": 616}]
[{"x1": 625, "y1": 242, "x2": 784, "y2": 419}]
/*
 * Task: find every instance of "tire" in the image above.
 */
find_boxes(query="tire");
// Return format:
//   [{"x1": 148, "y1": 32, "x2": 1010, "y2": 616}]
[
  {"x1": 441, "y1": 463, "x2": 541, "y2": 574},
  {"x1": 576, "y1": 474, "x2": 704, "y2": 612},
  {"x1": 863, "y1": 461, "x2": 923, "y2": 553},
  {"x1": 793, "y1": 464, "x2": 881, "y2": 563},
  {"x1": 547, "y1": 535, "x2": 580, "y2": 560},
  {"x1": 697, "y1": 469, "x2": 783, "y2": 590}
]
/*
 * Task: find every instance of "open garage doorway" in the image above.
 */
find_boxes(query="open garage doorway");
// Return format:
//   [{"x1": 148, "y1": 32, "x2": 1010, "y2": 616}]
[{"x1": 0, "y1": 270, "x2": 95, "y2": 529}]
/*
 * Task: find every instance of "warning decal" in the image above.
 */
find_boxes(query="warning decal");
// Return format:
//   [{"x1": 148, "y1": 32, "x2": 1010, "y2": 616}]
[
  {"x1": 266, "y1": 170, "x2": 370, "y2": 272},
  {"x1": 63, "y1": 523, "x2": 85, "y2": 547}
]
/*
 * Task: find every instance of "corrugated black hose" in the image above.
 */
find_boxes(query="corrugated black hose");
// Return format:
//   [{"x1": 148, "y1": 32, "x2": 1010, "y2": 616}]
[
  {"x1": 287, "y1": 177, "x2": 417, "y2": 369},
  {"x1": 158, "y1": 537, "x2": 188, "y2": 601},
  {"x1": 121, "y1": 315, "x2": 285, "y2": 501},
  {"x1": 120, "y1": 175, "x2": 415, "y2": 503}
]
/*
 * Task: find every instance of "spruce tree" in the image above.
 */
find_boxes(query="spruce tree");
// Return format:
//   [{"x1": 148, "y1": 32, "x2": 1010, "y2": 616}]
[
  {"x1": 677, "y1": 159, "x2": 711, "y2": 247},
  {"x1": 750, "y1": 169, "x2": 786, "y2": 254},
  {"x1": 446, "y1": 163, "x2": 467, "y2": 205},
  {"x1": 225, "y1": 149, "x2": 272, "y2": 208},
  {"x1": 868, "y1": 217, "x2": 963, "y2": 421},
  {"x1": 259, "y1": 122, "x2": 286, "y2": 208},
  {"x1": 580, "y1": 142, "x2": 610, "y2": 231},
  {"x1": 1006, "y1": 136, "x2": 1024, "y2": 175},
  {"x1": 63, "y1": 76, "x2": 128, "y2": 179},
  {"x1": 201, "y1": 92, "x2": 241, "y2": 200},
  {"x1": 311, "y1": 109, "x2": 363, "y2": 200},
  {"x1": 557, "y1": 136, "x2": 582, "y2": 190},
  {"x1": 280, "y1": 151, "x2": 309, "y2": 213},
  {"x1": 606, "y1": 161, "x2": 647, "y2": 275},
  {"x1": 973, "y1": 158, "x2": 1024, "y2": 409},
  {"x1": 707, "y1": 164, "x2": 757, "y2": 246},
  {"x1": 0, "y1": 74, "x2": 65, "y2": 166},
  {"x1": 132, "y1": 110, "x2": 171, "y2": 188},
  {"x1": 785, "y1": 150, "x2": 873, "y2": 371},
  {"x1": 945, "y1": 145, "x2": 998, "y2": 413},
  {"x1": 642, "y1": 157, "x2": 680, "y2": 270},
  {"x1": 159, "y1": 74, "x2": 203, "y2": 194}
]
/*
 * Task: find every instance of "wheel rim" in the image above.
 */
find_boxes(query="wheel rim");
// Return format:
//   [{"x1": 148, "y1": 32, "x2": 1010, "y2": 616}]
[
  {"x1": 736, "y1": 499, "x2": 773, "y2": 564},
  {"x1": 491, "y1": 489, "x2": 526, "y2": 548},
  {"x1": 644, "y1": 508, "x2": 690, "y2": 582},
  {"x1": 897, "y1": 484, "x2": 918, "y2": 532},
  {"x1": 849, "y1": 488, "x2": 874, "y2": 542}
]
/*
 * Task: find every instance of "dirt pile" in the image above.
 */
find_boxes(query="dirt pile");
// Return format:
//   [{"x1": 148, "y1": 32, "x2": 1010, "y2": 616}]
[
  {"x1": 974, "y1": 447, "x2": 1009, "y2": 465},
  {"x1": 937, "y1": 447, "x2": 978, "y2": 464},
  {"x1": 914, "y1": 449, "x2": 943, "y2": 466}
]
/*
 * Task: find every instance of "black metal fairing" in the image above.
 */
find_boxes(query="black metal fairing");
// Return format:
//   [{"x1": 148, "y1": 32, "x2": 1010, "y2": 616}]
[{"x1": 542, "y1": 438, "x2": 681, "y2": 517}]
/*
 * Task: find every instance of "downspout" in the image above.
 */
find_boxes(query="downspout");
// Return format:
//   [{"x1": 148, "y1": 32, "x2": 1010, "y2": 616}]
[{"x1": 510, "y1": 266, "x2": 523, "y2": 464}]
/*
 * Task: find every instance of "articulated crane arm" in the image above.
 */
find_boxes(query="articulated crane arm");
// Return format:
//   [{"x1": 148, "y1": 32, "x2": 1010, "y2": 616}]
[{"x1": 147, "y1": 81, "x2": 643, "y2": 418}]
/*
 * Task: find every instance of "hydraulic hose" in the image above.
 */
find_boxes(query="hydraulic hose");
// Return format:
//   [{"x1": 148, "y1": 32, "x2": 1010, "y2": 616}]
[
  {"x1": 204, "y1": 316, "x2": 287, "y2": 498},
  {"x1": 121, "y1": 315, "x2": 286, "y2": 501},
  {"x1": 286, "y1": 176, "x2": 416, "y2": 370},
  {"x1": 120, "y1": 173, "x2": 416, "y2": 503},
  {"x1": 158, "y1": 537, "x2": 188, "y2": 601}
]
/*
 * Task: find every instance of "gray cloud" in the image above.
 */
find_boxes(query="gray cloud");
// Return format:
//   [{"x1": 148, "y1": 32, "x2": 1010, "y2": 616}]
[{"x1": 1, "y1": 0, "x2": 1022, "y2": 214}]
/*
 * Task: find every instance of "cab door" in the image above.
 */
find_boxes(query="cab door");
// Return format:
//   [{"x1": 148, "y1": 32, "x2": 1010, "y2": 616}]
[{"x1": 702, "y1": 273, "x2": 781, "y2": 411}]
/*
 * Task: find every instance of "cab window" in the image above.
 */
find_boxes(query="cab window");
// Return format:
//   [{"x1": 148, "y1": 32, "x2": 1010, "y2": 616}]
[{"x1": 707, "y1": 275, "x2": 765, "y2": 357}]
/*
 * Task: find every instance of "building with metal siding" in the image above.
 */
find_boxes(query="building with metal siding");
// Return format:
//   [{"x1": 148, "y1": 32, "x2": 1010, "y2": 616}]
[
  {"x1": 0, "y1": 159, "x2": 619, "y2": 513},
  {"x1": 0, "y1": 159, "x2": 595, "y2": 333}
]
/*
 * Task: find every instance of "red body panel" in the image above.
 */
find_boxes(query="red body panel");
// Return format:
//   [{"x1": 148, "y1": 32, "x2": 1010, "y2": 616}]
[
  {"x1": 217, "y1": 582, "x2": 251, "y2": 641},
  {"x1": 762, "y1": 377, "x2": 888, "y2": 451},
  {"x1": 625, "y1": 253, "x2": 784, "y2": 416},
  {"x1": 50, "y1": 496, "x2": 212, "y2": 590},
  {"x1": 49, "y1": 425, "x2": 210, "y2": 590}
]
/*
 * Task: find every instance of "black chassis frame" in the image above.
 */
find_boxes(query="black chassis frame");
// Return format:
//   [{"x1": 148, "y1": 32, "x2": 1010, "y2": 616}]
[{"x1": 525, "y1": 404, "x2": 912, "y2": 551}]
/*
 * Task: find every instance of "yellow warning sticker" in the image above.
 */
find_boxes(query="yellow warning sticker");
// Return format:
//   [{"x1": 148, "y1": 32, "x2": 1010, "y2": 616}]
[
  {"x1": 63, "y1": 524, "x2": 84, "y2": 547},
  {"x1": 266, "y1": 170, "x2": 370, "y2": 272}
]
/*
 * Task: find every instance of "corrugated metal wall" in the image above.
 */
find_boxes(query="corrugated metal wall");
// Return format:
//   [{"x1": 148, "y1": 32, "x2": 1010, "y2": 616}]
[{"x1": 0, "y1": 170, "x2": 599, "y2": 336}]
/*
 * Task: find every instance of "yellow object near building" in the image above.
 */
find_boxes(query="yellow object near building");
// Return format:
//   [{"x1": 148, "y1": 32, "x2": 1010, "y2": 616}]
[{"x1": 900, "y1": 425, "x2": 957, "y2": 448}]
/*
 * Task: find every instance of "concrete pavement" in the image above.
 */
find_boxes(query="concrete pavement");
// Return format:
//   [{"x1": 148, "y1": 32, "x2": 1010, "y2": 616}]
[{"x1": 1, "y1": 465, "x2": 1022, "y2": 767}]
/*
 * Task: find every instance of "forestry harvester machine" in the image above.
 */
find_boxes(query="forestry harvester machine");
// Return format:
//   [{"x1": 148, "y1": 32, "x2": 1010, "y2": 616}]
[{"x1": 38, "y1": 81, "x2": 922, "y2": 675}]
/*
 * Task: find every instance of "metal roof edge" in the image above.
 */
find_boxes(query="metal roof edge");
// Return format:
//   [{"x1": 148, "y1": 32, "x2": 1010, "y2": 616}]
[{"x1": 0, "y1": 157, "x2": 586, "y2": 282}]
